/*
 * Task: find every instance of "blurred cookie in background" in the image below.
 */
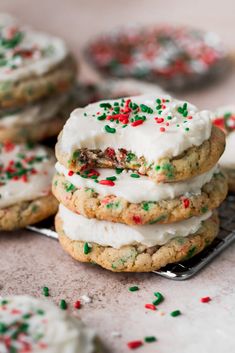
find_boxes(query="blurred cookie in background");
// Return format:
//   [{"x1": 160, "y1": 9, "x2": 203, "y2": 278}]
[
  {"x1": 85, "y1": 25, "x2": 230, "y2": 90},
  {"x1": 0, "y1": 296, "x2": 98, "y2": 353},
  {"x1": 0, "y1": 142, "x2": 57, "y2": 230},
  {"x1": 75, "y1": 78, "x2": 167, "y2": 107},
  {"x1": 213, "y1": 105, "x2": 235, "y2": 192}
]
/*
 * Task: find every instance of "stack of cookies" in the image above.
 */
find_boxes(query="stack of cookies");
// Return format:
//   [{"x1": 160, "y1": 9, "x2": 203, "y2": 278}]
[
  {"x1": 53, "y1": 94, "x2": 227, "y2": 272},
  {"x1": 0, "y1": 14, "x2": 77, "y2": 143},
  {"x1": 213, "y1": 105, "x2": 235, "y2": 192}
]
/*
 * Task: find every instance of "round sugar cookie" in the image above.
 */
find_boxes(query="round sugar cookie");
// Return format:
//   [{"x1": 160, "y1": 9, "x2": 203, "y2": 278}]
[
  {"x1": 0, "y1": 295, "x2": 97, "y2": 353},
  {"x1": 0, "y1": 14, "x2": 77, "y2": 108},
  {"x1": 0, "y1": 142, "x2": 57, "y2": 230}
]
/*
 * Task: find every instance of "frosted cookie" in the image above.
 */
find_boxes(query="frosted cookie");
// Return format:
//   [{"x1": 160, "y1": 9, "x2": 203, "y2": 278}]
[
  {"x1": 0, "y1": 142, "x2": 57, "y2": 230},
  {"x1": 86, "y1": 25, "x2": 229, "y2": 90},
  {"x1": 213, "y1": 105, "x2": 235, "y2": 192},
  {"x1": 53, "y1": 163, "x2": 227, "y2": 225},
  {"x1": 0, "y1": 89, "x2": 76, "y2": 143},
  {"x1": 0, "y1": 14, "x2": 77, "y2": 108},
  {"x1": 0, "y1": 295, "x2": 96, "y2": 353},
  {"x1": 56, "y1": 94, "x2": 225, "y2": 183},
  {"x1": 76, "y1": 78, "x2": 166, "y2": 107},
  {"x1": 56, "y1": 204, "x2": 219, "y2": 272}
]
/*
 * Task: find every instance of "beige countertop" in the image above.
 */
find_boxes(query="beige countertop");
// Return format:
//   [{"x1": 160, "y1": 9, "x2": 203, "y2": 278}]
[{"x1": 0, "y1": 1, "x2": 235, "y2": 352}]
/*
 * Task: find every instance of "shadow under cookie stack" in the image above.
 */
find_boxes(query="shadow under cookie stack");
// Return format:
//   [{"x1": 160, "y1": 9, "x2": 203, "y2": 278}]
[{"x1": 53, "y1": 94, "x2": 228, "y2": 272}]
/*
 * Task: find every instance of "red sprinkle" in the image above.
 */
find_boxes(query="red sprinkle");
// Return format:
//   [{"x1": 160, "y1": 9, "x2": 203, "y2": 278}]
[
  {"x1": 99, "y1": 179, "x2": 115, "y2": 186},
  {"x1": 133, "y1": 215, "x2": 142, "y2": 224},
  {"x1": 182, "y1": 198, "x2": 190, "y2": 208},
  {"x1": 131, "y1": 120, "x2": 144, "y2": 127},
  {"x1": 87, "y1": 169, "x2": 100, "y2": 177},
  {"x1": 127, "y1": 340, "x2": 143, "y2": 349},
  {"x1": 105, "y1": 147, "x2": 115, "y2": 158},
  {"x1": 68, "y1": 170, "x2": 74, "y2": 176},
  {"x1": 74, "y1": 300, "x2": 81, "y2": 309},
  {"x1": 160, "y1": 127, "x2": 166, "y2": 132},
  {"x1": 145, "y1": 303, "x2": 156, "y2": 311},
  {"x1": 200, "y1": 296, "x2": 211, "y2": 303},
  {"x1": 4, "y1": 141, "x2": 15, "y2": 152},
  {"x1": 155, "y1": 117, "x2": 164, "y2": 123}
]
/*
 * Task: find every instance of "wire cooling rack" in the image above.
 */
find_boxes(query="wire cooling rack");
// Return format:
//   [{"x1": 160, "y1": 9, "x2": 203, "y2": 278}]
[{"x1": 27, "y1": 195, "x2": 235, "y2": 280}]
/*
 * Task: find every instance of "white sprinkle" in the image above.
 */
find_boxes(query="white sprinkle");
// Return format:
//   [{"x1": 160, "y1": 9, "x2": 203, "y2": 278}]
[{"x1": 81, "y1": 295, "x2": 92, "y2": 304}]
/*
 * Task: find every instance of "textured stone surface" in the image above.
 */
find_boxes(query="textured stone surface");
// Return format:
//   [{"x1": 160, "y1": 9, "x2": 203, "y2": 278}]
[{"x1": 0, "y1": 0, "x2": 235, "y2": 352}]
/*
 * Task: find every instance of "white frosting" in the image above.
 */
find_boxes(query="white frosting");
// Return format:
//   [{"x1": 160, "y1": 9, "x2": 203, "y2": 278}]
[
  {"x1": 0, "y1": 295, "x2": 95, "y2": 353},
  {"x1": 0, "y1": 14, "x2": 68, "y2": 82},
  {"x1": 56, "y1": 162, "x2": 218, "y2": 203},
  {"x1": 59, "y1": 94, "x2": 212, "y2": 163},
  {"x1": 219, "y1": 131, "x2": 235, "y2": 169},
  {"x1": 214, "y1": 105, "x2": 235, "y2": 169},
  {"x1": 59, "y1": 204, "x2": 212, "y2": 248},
  {"x1": 0, "y1": 93, "x2": 69, "y2": 128},
  {"x1": 0, "y1": 144, "x2": 55, "y2": 208}
]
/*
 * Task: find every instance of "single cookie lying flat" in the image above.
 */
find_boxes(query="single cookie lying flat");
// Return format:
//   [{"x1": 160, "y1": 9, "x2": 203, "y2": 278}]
[
  {"x1": 53, "y1": 163, "x2": 227, "y2": 225},
  {"x1": 0, "y1": 14, "x2": 77, "y2": 108},
  {"x1": 0, "y1": 295, "x2": 96, "y2": 353},
  {"x1": 56, "y1": 204, "x2": 219, "y2": 272},
  {"x1": 56, "y1": 94, "x2": 225, "y2": 183},
  {"x1": 213, "y1": 105, "x2": 235, "y2": 192},
  {"x1": 85, "y1": 25, "x2": 229, "y2": 90},
  {"x1": 0, "y1": 142, "x2": 57, "y2": 230}
]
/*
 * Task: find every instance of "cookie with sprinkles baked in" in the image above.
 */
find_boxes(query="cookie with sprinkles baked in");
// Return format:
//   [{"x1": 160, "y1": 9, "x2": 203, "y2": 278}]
[
  {"x1": 213, "y1": 105, "x2": 235, "y2": 192},
  {"x1": 76, "y1": 78, "x2": 166, "y2": 107},
  {"x1": 56, "y1": 205, "x2": 219, "y2": 272},
  {"x1": 0, "y1": 295, "x2": 97, "y2": 353},
  {"x1": 0, "y1": 88, "x2": 77, "y2": 143},
  {"x1": 85, "y1": 25, "x2": 229, "y2": 90},
  {"x1": 0, "y1": 142, "x2": 57, "y2": 230},
  {"x1": 52, "y1": 163, "x2": 227, "y2": 225},
  {"x1": 56, "y1": 94, "x2": 225, "y2": 183},
  {"x1": 0, "y1": 14, "x2": 77, "y2": 109}
]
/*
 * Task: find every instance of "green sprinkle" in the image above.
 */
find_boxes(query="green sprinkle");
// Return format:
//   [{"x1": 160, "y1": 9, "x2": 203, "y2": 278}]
[
  {"x1": 106, "y1": 176, "x2": 117, "y2": 181},
  {"x1": 155, "y1": 165, "x2": 161, "y2": 171},
  {"x1": 167, "y1": 116, "x2": 172, "y2": 120},
  {"x1": 115, "y1": 168, "x2": 123, "y2": 174},
  {"x1": 65, "y1": 183, "x2": 76, "y2": 192},
  {"x1": 0, "y1": 322, "x2": 7, "y2": 333},
  {"x1": 149, "y1": 215, "x2": 166, "y2": 224},
  {"x1": 37, "y1": 309, "x2": 45, "y2": 315},
  {"x1": 22, "y1": 313, "x2": 31, "y2": 319},
  {"x1": 152, "y1": 292, "x2": 164, "y2": 305},
  {"x1": 97, "y1": 113, "x2": 106, "y2": 120},
  {"x1": 185, "y1": 127, "x2": 190, "y2": 131},
  {"x1": 60, "y1": 299, "x2": 67, "y2": 310},
  {"x1": 201, "y1": 206, "x2": 208, "y2": 213},
  {"x1": 130, "y1": 173, "x2": 140, "y2": 178},
  {"x1": 156, "y1": 98, "x2": 161, "y2": 104},
  {"x1": 84, "y1": 242, "x2": 91, "y2": 255},
  {"x1": 42, "y1": 286, "x2": 49, "y2": 297},
  {"x1": 129, "y1": 286, "x2": 139, "y2": 292},
  {"x1": 144, "y1": 336, "x2": 157, "y2": 343},
  {"x1": 170, "y1": 310, "x2": 181, "y2": 317},
  {"x1": 104, "y1": 125, "x2": 116, "y2": 134},
  {"x1": 126, "y1": 152, "x2": 136, "y2": 163},
  {"x1": 100, "y1": 102, "x2": 112, "y2": 109},
  {"x1": 142, "y1": 202, "x2": 150, "y2": 211}
]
